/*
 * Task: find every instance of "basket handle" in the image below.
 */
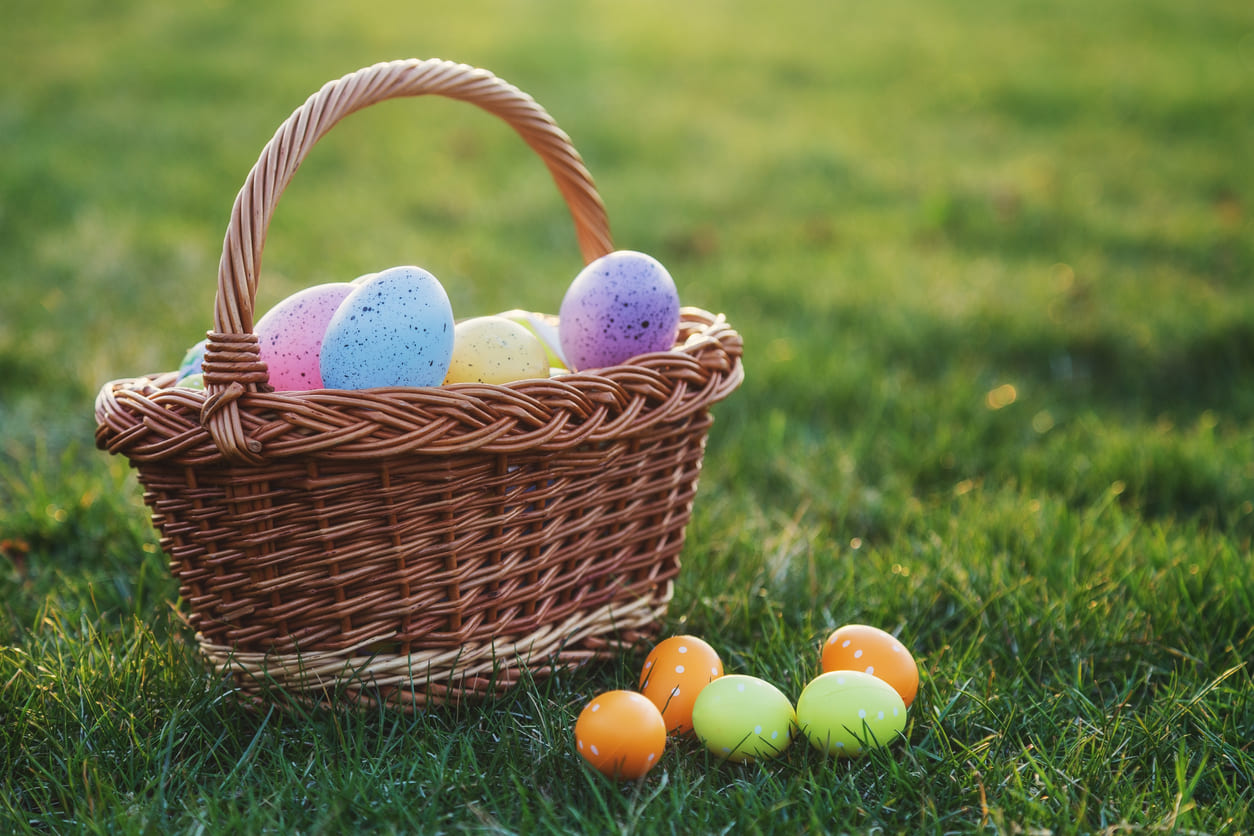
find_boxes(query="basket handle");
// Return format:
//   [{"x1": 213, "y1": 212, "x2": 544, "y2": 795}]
[{"x1": 202, "y1": 58, "x2": 614, "y2": 464}]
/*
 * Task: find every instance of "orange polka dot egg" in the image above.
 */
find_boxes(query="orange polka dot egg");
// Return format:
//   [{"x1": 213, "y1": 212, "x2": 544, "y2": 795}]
[
  {"x1": 574, "y1": 690, "x2": 667, "y2": 780},
  {"x1": 820, "y1": 624, "x2": 919, "y2": 707},
  {"x1": 638, "y1": 635, "x2": 724, "y2": 735}
]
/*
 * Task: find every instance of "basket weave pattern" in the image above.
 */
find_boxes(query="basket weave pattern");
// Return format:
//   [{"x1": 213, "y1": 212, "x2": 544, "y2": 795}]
[{"x1": 94, "y1": 59, "x2": 743, "y2": 708}]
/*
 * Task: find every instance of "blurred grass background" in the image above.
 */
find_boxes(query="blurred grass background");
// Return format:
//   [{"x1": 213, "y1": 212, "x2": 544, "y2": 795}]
[{"x1": 2, "y1": 0, "x2": 1252, "y2": 832}]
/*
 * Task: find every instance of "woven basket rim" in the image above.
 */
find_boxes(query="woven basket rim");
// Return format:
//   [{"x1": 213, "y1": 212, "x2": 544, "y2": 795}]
[{"x1": 96, "y1": 307, "x2": 743, "y2": 465}]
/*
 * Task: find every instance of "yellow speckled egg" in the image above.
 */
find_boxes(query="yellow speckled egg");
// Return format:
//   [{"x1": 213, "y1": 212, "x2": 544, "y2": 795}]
[
  {"x1": 496, "y1": 309, "x2": 568, "y2": 370},
  {"x1": 444, "y1": 315, "x2": 549, "y2": 385}
]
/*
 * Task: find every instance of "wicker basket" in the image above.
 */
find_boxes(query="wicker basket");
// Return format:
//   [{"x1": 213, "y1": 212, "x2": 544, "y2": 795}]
[{"x1": 94, "y1": 58, "x2": 743, "y2": 709}]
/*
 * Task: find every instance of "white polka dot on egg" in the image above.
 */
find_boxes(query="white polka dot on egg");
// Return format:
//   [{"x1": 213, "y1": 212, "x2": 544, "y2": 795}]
[{"x1": 675, "y1": 665, "x2": 685, "y2": 674}]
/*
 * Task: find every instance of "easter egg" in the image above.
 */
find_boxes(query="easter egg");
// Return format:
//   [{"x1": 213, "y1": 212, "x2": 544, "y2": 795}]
[
  {"x1": 558, "y1": 250, "x2": 681, "y2": 371},
  {"x1": 254, "y1": 282, "x2": 355, "y2": 391},
  {"x1": 691, "y1": 674, "x2": 795, "y2": 763},
  {"x1": 820, "y1": 624, "x2": 920, "y2": 707},
  {"x1": 796, "y1": 670, "x2": 907, "y2": 757},
  {"x1": 319, "y1": 266, "x2": 455, "y2": 389},
  {"x1": 176, "y1": 373, "x2": 205, "y2": 390},
  {"x1": 638, "y1": 635, "x2": 724, "y2": 736},
  {"x1": 497, "y1": 309, "x2": 567, "y2": 370},
  {"x1": 574, "y1": 690, "x2": 667, "y2": 780},
  {"x1": 443, "y1": 316, "x2": 549, "y2": 385},
  {"x1": 176, "y1": 339, "x2": 206, "y2": 382}
]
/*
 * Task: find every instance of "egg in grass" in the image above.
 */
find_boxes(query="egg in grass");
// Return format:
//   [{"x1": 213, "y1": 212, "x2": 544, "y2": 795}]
[
  {"x1": 639, "y1": 635, "x2": 724, "y2": 736},
  {"x1": 574, "y1": 690, "x2": 667, "y2": 780}
]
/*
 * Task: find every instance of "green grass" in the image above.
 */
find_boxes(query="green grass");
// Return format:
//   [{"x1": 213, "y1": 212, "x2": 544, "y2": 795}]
[{"x1": 3, "y1": 0, "x2": 1253, "y2": 832}]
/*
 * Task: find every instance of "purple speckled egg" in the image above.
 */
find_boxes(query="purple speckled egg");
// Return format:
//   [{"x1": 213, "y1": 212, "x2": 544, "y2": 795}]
[
  {"x1": 558, "y1": 250, "x2": 681, "y2": 371},
  {"x1": 255, "y1": 282, "x2": 355, "y2": 390},
  {"x1": 319, "y1": 265, "x2": 455, "y2": 389}
]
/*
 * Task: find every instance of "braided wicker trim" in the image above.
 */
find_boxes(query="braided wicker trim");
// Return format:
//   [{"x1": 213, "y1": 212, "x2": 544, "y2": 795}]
[
  {"x1": 201, "y1": 589, "x2": 668, "y2": 708},
  {"x1": 96, "y1": 309, "x2": 742, "y2": 465}
]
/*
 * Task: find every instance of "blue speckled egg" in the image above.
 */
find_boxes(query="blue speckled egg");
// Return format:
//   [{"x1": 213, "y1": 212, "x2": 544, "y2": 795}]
[
  {"x1": 255, "y1": 282, "x2": 355, "y2": 390},
  {"x1": 558, "y1": 250, "x2": 681, "y2": 371},
  {"x1": 319, "y1": 266, "x2": 455, "y2": 389}
]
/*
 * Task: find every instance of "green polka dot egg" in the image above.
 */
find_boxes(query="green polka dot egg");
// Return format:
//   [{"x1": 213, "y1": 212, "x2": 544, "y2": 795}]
[
  {"x1": 795, "y1": 670, "x2": 907, "y2": 757},
  {"x1": 690, "y1": 674, "x2": 795, "y2": 763}
]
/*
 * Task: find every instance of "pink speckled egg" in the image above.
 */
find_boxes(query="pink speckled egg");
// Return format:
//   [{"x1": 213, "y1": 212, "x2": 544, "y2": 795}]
[
  {"x1": 254, "y1": 283, "x2": 355, "y2": 391},
  {"x1": 558, "y1": 250, "x2": 680, "y2": 371}
]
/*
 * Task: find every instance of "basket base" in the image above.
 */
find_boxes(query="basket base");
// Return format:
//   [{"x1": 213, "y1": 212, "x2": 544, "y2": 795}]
[{"x1": 200, "y1": 587, "x2": 670, "y2": 710}]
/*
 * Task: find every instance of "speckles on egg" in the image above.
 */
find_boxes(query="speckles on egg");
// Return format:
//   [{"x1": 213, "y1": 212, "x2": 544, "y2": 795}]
[
  {"x1": 558, "y1": 250, "x2": 681, "y2": 371},
  {"x1": 319, "y1": 266, "x2": 455, "y2": 389},
  {"x1": 254, "y1": 282, "x2": 355, "y2": 390}
]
